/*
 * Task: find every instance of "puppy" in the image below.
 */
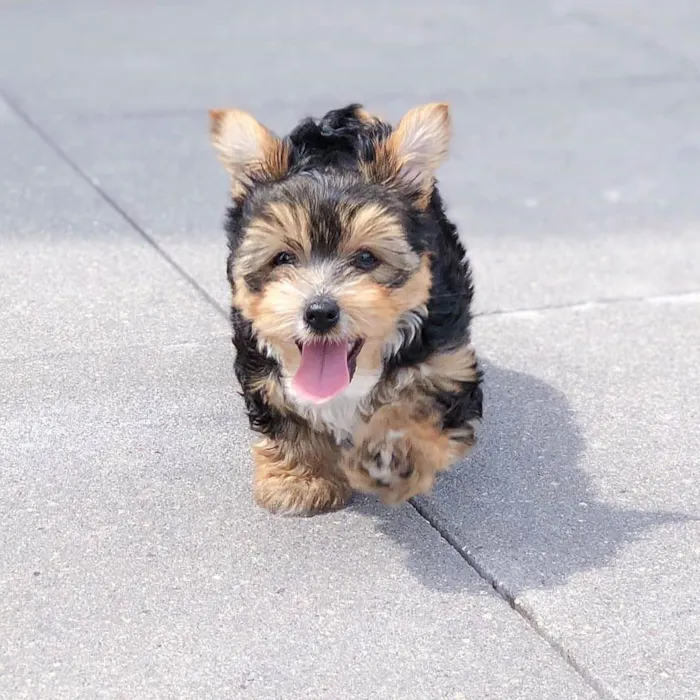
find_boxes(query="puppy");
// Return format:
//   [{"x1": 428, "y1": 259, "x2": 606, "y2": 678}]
[{"x1": 209, "y1": 103, "x2": 482, "y2": 515}]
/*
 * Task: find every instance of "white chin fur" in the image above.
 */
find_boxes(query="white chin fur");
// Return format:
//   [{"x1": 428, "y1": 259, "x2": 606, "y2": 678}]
[{"x1": 285, "y1": 370, "x2": 379, "y2": 444}]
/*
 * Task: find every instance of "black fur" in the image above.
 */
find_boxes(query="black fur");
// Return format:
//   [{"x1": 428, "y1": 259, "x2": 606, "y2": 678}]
[{"x1": 224, "y1": 104, "x2": 483, "y2": 437}]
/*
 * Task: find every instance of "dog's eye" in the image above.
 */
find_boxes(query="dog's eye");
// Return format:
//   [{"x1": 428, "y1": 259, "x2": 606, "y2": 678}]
[
  {"x1": 353, "y1": 249, "x2": 379, "y2": 271},
  {"x1": 272, "y1": 251, "x2": 297, "y2": 267}
]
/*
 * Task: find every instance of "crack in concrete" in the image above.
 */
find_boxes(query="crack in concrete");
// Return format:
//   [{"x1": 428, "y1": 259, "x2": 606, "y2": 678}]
[
  {"x1": 409, "y1": 498, "x2": 620, "y2": 700},
  {"x1": 475, "y1": 290, "x2": 700, "y2": 319},
  {"x1": 3, "y1": 84, "x2": 694, "y2": 699},
  {"x1": 0, "y1": 88, "x2": 229, "y2": 321}
]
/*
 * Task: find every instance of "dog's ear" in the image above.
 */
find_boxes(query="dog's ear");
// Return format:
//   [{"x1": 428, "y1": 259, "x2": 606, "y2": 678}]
[
  {"x1": 365, "y1": 103, "x2": 451, "y2": 206},
  {"x1": 209, "y1": 108, "x2": 288, "y2": 196}
]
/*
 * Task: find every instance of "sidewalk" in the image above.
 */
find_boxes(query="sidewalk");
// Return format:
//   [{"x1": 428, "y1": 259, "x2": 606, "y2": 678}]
[{"x1": 1, "y1": 2, "x2": 699, "y2": 699}]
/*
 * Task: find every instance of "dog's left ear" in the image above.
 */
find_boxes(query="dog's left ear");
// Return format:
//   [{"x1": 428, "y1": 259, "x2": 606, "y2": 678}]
[
  {"x1": 365, "y1": 103, "x2": 451, "y2": 204},
  {"x1": 209, "y1": 108, "x2": 288, "y2": 196}
]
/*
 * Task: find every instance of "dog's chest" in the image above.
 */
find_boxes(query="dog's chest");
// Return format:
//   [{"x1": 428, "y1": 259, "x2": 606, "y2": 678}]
[
  {"x1": 287, "y1": 371, "x2": 378, "y2": 444},
  {"x1": 301, "y1": 395, "x2": 364, "y2": 443}
]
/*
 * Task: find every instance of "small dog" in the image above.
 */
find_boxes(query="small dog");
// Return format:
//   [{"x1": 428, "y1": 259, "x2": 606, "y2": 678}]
[{"x1": 209, "y1": 102, "x2": 483, "y2": 515}]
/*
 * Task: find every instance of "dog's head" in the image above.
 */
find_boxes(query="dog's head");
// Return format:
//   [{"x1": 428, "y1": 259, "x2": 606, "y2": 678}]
[{"x1": 210, "y1": 103, "x2": 451, "y2": 405}]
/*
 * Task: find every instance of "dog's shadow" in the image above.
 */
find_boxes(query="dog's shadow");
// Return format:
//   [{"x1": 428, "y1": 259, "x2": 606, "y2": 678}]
[{"x1": 348, "y1": 359, "x2": 692, "y2": 595}]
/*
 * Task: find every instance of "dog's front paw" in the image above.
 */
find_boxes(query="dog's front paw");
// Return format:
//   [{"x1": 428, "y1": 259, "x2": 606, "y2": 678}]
[
  {"x1": 254, "y1": 471, "x2": 350, "y2": 516},
  {"x1": 343, "y1": 428, "x2": 435, "y2": 506},
  {"x1": 253, "y1": 440, "x2": 350, "y2": 516},
  {"x1": 361, "y1": 428, "x2": 414, "y2": 485}
]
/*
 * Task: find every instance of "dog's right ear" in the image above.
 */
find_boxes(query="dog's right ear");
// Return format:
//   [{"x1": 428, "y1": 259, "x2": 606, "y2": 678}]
[{"x1": 209, "y1": 109, "x2": 289, "y2": 196}]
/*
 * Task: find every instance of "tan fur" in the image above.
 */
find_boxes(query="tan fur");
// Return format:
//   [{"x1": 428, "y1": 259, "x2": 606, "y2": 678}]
[
  {"x1": 234, "y1": 246, "x2": 432, "y2": 382},
  {"x1": 339, "y1": 202, "x2": 422, "y2": 284},
  {"x1": 339, "y1": 341, "x2": 478, "y2": 504},
  {"x1": 361, "y1": 103, "x2": 451, "y2": 208},
  {"x1": 233, "y1": 202, "x2": 312, "y2": 280},
  {"x1": 389, "y1": 103, "x2": 451, "y2": 174},
  {"x1": 209, "y1": 108, "x2": 289, "y2": 198},
  {"x1": 233, "y1": 275, "x2": 259, "y2": 322},
  {"x1": 260, "y1": 201, "x2": 313, "y2": 257},
  {"x1": 253, "y1": 437, "x2": 350, "y2": 515},
  {"x1": 342, "y1": 395, "x2": 473, "y2": 505},
  {"x1": 339, "y1": 203, "x2": 400, "y2": 253},
  {"x1": 370, "y1": 343, "x2": 478, "y2": 406},
  {"x1": 353, "y1": 338, "x2": 387, "y2": 377},
  {"x1": 421, "y1": 344, "x2": 479, "y2": 392},
  {"x1": 337, "y1": 255, "x2": 431, "y2": 346},
  {"x1": 355, "y1": 107, "x2": 381, "y2": 124},
  {"x1": 385, "y1": 254, "x2": 432, "y2": 314},
  {"x1": 248, "y1": 374, "x2": 288, "y2": 413}
]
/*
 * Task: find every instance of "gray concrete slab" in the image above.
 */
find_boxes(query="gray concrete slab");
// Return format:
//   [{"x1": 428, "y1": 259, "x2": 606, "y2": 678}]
[
  {"x1": 417, "y1": 296, "x2": 700, "y2": 699},
  {"x1": 0, "y1": 98, "x2": 225, "y2": 360},
  {"x1": 557, "y1": 0, "x2": 700, "y2": 68},
  {"x1": 31, "y1": 76, "x2": 700, "y2": 317},
  {"x1": 4, "y1": 1, "x2": 699, "y2": 319},
  {"x1": 0, "y1": 0, "x2": 683, "y2": 115},
  {"x1": 0, "y1": 339, "x2": 599, "y2": 700},
  {"x1": 2, "y1": 1, "x2": 700, "y2": 697}
]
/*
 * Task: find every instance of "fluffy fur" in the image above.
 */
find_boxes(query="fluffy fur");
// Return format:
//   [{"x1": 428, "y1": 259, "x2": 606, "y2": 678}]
[{"x1": 210, "y1": 102, "x2": 483, "y2": 515}]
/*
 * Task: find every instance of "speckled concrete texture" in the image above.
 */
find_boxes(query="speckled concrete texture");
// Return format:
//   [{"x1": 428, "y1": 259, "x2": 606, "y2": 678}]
[{"x1": 1, "y1": 1, "x2": 699, "y2": 697}]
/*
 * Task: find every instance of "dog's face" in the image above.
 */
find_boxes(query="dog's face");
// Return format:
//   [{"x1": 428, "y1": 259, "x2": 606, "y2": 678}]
[{"x1": 210, "y1": 104, "x2": 450, "y2": 405}]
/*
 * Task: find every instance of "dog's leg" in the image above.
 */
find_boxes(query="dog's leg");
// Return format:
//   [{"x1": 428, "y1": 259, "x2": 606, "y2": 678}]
[
  {"x1": 342, "y1": 400, "x2": 476, "y2": 505},
  {"x1": 252, "y1": 435, "x2": 351, "y2": 516}
]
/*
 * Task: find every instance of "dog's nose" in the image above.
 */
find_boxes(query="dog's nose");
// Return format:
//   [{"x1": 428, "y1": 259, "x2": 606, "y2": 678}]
[{"x1": 304, "y1": 297, "x2": 340, "y2": 333}]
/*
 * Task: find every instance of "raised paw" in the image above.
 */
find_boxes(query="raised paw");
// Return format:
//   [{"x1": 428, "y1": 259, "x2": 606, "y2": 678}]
[
  {"x1": 362, "y1": 429, "x2": 414, "y2": 485},
  {"x1": 343, "y1": 428, "x2": 436, "y2": 506}
]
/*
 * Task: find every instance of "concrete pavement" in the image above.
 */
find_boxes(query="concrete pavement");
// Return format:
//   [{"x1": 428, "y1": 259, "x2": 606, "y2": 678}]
[{"x1": 1, "y1": 1, "x2": 699, "y2": 698}]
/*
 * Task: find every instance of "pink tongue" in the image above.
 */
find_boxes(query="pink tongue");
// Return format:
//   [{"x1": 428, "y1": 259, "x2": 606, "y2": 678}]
[{"x1": 292, "y1": 340, "x2": 350, "y2": 403}]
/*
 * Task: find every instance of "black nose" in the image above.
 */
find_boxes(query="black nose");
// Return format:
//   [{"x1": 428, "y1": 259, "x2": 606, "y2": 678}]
[{"x1": 304, "y1": 297, "x2": 340, "y2": 333}]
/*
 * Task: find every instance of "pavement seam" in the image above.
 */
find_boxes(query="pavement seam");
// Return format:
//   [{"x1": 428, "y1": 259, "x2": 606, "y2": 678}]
[
  {"x1": 5, "y1": 90, "x2": 697, "y2": 327},
  {"x1": 408, "y1": 498, "x2": 620, "y2": 700},
  {"x1": 0, "y1": 91, "x2": 687, "y2": 698},
  {"x1": 475, "y1": 289, "x2": 700, "y2": 319},
  {"x1": 0, "y1": 335, "x2": 231, "y2": 367},
  {"x1": 4, "y1": 92, "x2": 699, "y2": 322},
  {"x1": 0, "y1": 89, "x2": 229, "y2": 321}
]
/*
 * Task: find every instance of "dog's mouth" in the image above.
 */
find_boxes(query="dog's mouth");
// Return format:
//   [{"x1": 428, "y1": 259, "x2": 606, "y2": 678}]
[{"x1": 291, "y1": 338, "x2": 364, "y2": 404}]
